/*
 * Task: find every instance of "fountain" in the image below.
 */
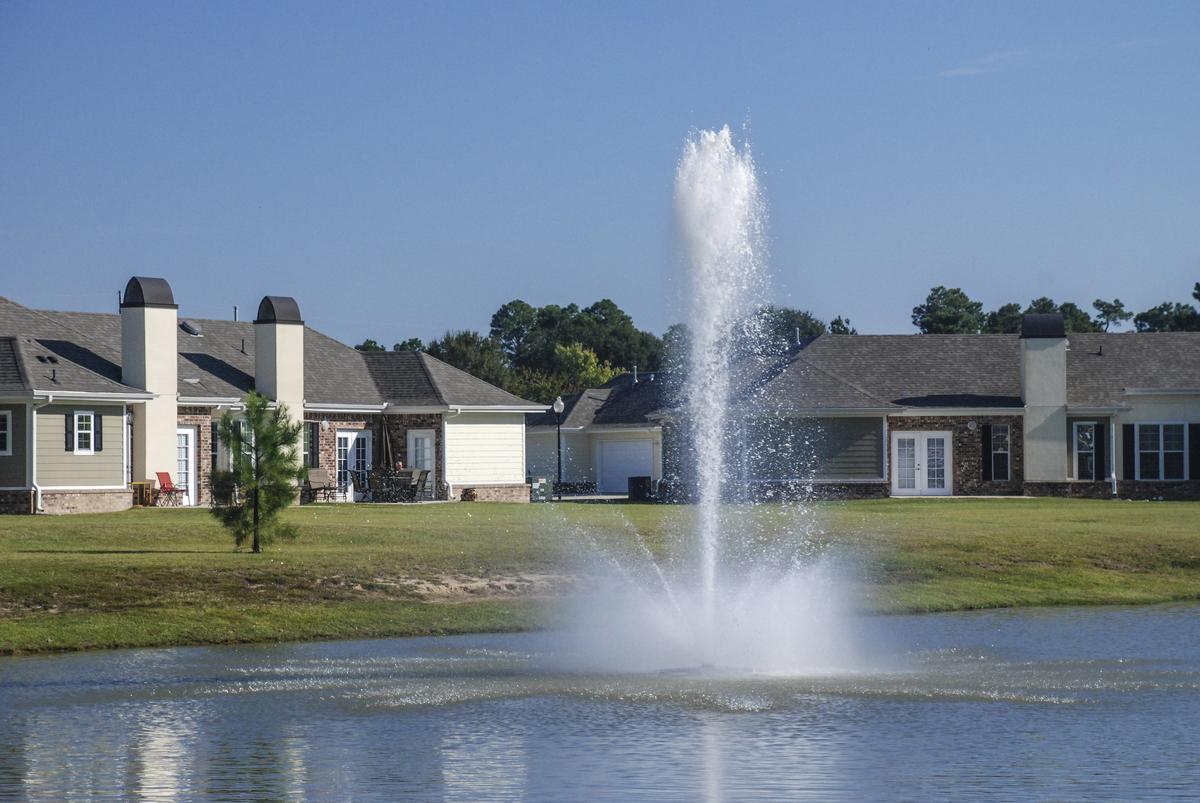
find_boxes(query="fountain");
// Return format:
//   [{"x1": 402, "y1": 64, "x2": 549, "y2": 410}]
[{"x1": 561, "y1": 127, "x2": 860, "y2": 675}]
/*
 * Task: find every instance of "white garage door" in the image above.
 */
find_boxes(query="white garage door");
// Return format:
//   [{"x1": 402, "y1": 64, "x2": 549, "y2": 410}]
[{"x1": 599, "y1": 440, "x2": 653, "y2": 493}]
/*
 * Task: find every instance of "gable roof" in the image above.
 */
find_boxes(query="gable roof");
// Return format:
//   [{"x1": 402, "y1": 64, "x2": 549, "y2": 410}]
[
  {"x1": 0, "y1": 296, "x2": 541, "y2": 409},
  {"x1": 527, "y1": 373, "x2": 666, "y2": 430},
  {"x1": 364, "y1": 351, "x2": 543, "y2": 408},
  {"x1": 0, "y1": 337, "x2": 31, "y2": 394}
]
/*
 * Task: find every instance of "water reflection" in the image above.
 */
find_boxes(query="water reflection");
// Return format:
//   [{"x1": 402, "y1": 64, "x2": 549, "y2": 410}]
[{"x1": 2, "y1": 605, "x2": 1200, "y2": 800}]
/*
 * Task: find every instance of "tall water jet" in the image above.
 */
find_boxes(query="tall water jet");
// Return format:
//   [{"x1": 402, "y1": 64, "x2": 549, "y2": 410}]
[{"x1": 674, "y1": 126, "x2": 768, "y2": 619}]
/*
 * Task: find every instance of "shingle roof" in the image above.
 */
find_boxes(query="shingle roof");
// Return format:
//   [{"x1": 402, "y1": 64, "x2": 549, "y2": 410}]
[
  {"x1": 0, "y1": 337, "x2": 30, "y2": 394},
  {"x1": 1064, "y1": 332, "x2": 1200, "y2": 407},
  {"x1": 0, "y1": 296, "x2": 536, "y2": 408},
  {"x1": 527, "y1": 373, "x2": 667, "y2": 429},
  {"x1": 788, "y1": 334, "x2": 1025, "y2": 408},
  {"x1": 363, "y1": 352, "x2": 542, "y2": 408}
]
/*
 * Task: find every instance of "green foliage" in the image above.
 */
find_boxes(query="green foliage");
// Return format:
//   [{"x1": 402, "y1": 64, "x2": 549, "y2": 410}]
[
  {"x1": 210, "y1": 392, "x2": 306, "y2": 553},
  {"x1": 912, "y1": 286, "x2": 984, "y2": 333},
  {"x1": 1092, "y1": 298, "x2": 1132, "y2": 331},
  {"x1": 982, "y1": 302, "x2": 1023, "y2": 333},
  {"x1": 354, "y1": 338, "x2": 386, "y2": 352},
  {"x1": 1135, "y1": 302, "x2": 1200, "y2": 332},
  {"x1": 490, "y1": 298, "x2": 663, "y2": 374},
  {"x1": 756, "y1": 305, "x2": 827, "y2": 349},
  {"x1": 424, "y1": 330, "x2": 512, "y2": 389},
  {"x1": 828, "y1": 316, "x2": 857, "y2": 335},
  {"x1": 393, "y1": 337, "x2": 424, "y2": 351}
]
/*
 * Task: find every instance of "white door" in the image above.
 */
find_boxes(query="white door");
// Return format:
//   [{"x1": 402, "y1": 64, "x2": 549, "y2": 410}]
[
  {"x1": 891, "y1": 431, "x2": 952, "y2": 496},
  {"x1": 175, "y1": 427, "x2": 197, "y2": 506},
  {"x1": 599, "y1": 439, "x2": 654, "y2": 494},
  {"x1": 406, "y1": 429, "x2": 435, "y2": 499},
  {"x1": 336, "y1": 430, "x2": 373, "y2": 501}
]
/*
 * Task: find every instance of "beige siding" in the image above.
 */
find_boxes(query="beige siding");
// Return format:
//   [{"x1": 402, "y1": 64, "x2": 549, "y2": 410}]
[
  {"x1": 36, "y1": 404, "x2": 125, "y2": 487},
  {"x1": 526, "y1": 431, "x2": 592, "y2": 483},
  {"x1": 445, "y1": 412, "x2": 526, "y2": 485},
  {"x1": 0, "y1": 404, "x2": 27, "y2": 487}
]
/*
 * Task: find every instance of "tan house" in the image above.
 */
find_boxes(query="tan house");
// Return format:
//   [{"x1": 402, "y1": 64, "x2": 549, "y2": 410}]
[{"x1": 0, "y1": 277, "x2": 545, "y2": 514}]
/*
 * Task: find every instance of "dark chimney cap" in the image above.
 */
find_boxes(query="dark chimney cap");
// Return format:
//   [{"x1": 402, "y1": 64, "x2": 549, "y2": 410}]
[
  {"x1": 254, "y1": 296, "x2": 303, "y2": 325},
  {"x1": 120, "y1": 277, "x2": 177, "y2": 309},
  {"x1": 1020, "y1": 313, "x2": 1065, "y2": 339}
]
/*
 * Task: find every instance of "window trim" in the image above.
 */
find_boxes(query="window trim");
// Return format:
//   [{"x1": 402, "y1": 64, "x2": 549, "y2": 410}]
[
  {"x1": 1134, "y1": 422, "x2": 1189, "y2": 482},
  {"x1": 0, "y1": 410, "x2": 11, "y2": 457},
  {"x1": 1072, "y1": 421, "x2": 1097, "y2": 481},
  {"x1": 73, "y1": 410, "x2": 95, "y2": 456},
  {"x1": 990, "y1": 423, "x2": 1010, "y2": 482}
]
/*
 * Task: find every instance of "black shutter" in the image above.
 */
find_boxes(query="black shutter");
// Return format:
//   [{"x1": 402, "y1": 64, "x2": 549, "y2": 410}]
[
  {"x1": 310, "y1": 422, "x2": 321, "y2": 468},
  {"x1": 1094, "y1": 423, "x2": 1106, "y2": 481},
  {"x1": 1122, "y1": 424, "x2": 1135, "y2": 480},
  {"x1": 1190, "y1": 424, "x2": 1200, "y2": 481},
  {"x1": 94, "y1": 413, "x2": 103, "y2": 452},
  {"x1": 65, "y1": 412, "x2": 74, "y2": 451},
  {"x1": 981, "y1": 424, "x2": 993, "y2": 481}
]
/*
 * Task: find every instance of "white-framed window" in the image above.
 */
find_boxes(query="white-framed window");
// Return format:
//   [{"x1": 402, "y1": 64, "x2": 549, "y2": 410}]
[
  {"x1": 74, "y1": 410, "x2": 95, "y2": 455},
  {"x1": 1073, "y1": 422, "x2": 1096, "y2": 481},
  {"x1": 0, "y1": 410, "x2": 10, "y2": 456},
  {"x1": 990, "y1": 424, "x2": 1010, "y2": 481},
  {"x1": 1136, "y1": 423, "x2": 1187, "y2": 482}
]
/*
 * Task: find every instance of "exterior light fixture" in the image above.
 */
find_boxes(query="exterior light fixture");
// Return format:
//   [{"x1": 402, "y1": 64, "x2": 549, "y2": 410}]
[{"x1": 552, "y1": 396, "x2": 565, "y2": 501}]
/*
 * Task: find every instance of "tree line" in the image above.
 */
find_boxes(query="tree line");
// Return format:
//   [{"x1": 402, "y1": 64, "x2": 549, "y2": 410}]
[
  {"x1": 911, "y1": 282, "x2": 1200, "y2": 334},
  {"x1": 355, "y1": 300, "x2": 856, "y2": 403}
]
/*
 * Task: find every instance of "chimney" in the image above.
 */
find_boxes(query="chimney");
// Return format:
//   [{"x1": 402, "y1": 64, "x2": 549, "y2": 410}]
[
  {"x1": 1020, "y1": 313, "x2": 1068, "y2": 482},
  {"x1": 120, "y1": 277, "x2": 178, "y2": 481},
  {"x1": 254, "y1": 296, "x2": 305, "y2": 428}
]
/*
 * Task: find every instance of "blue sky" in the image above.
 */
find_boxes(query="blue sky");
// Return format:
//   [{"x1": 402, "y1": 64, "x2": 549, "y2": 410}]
[{"x1": 2, "y1": 1, "x2": 1198, "y2": 345}]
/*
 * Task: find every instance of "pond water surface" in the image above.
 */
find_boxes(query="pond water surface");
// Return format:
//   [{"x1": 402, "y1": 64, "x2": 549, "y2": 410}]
[{"x1": 3, "y1": 603, "x2": 1200, "y2": 801}]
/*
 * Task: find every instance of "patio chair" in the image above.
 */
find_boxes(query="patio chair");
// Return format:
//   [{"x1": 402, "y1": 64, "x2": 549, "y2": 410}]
[
  {"x1": 155, "y1": 472, "x2": 185, "y2": 507},
  {"x1": 305, "y1": 468, "x2": 337, "y2": 502},
  {"x1": 412, "y1": 469, "x2": 431, "y2": 501}
]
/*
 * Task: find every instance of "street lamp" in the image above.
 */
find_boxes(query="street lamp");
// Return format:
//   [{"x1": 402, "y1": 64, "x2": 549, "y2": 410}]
[{"x1": 552, "y1": 395, "x2": 565, "y2": 501}]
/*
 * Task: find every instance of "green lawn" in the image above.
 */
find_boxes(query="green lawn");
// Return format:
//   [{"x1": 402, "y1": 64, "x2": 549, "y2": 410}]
[{"x1": 0, "y1": 498, "x2": 1198, "y2": 654}]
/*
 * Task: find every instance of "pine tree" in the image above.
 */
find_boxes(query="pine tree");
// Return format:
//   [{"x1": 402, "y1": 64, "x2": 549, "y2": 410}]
[{"x1": 210, "y1": 392, "x2": 305, "y2": 553}]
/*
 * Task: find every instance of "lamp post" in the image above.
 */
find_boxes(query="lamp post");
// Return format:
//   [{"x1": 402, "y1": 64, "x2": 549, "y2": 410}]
[{"x1": 552, "y1": 395, "x2": 565, "y2": 501}]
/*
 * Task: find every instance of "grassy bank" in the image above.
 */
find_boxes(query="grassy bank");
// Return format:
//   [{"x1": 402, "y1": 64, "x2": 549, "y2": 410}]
[{"x1": 1, "y1": 498, "x2": 1198, "y2": 654}]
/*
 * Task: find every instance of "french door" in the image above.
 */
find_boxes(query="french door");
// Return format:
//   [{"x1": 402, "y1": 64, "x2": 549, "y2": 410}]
[
  {"x1": 891, "y1": 431, "x2": 953, "y2": 496},
  {"x1": 406, "y1": 429, "x2": 436, "y2": 500},
  {"x1": 336, "y1": 430, "x2": 373, "y2": 501},
  {"x1": 175, "y1": 427, "x2": 197, "y2": 506}
]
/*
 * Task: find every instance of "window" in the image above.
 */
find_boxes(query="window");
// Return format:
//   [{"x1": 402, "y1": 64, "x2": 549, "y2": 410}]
[
  {"x1": 1136, "y1": 423, "x2": 1188, "y2": 481},
  {"x1": 1074, "y1": 422, "x2": 1096, "y2": 481},
  {"x1": 990, "y1": 424, "x2": 1010, "y2": 481},
  {"x1": 74, "y1": 411, "x2": 94, "y2": 455},
  {"x1": 0, "y1": 410, "x2": 10, "y2": 456}
]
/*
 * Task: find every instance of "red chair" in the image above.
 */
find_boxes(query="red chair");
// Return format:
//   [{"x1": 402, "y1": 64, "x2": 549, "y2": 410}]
[{"x1": 155, "y1": 472, "x2": 185, "y2": 507}]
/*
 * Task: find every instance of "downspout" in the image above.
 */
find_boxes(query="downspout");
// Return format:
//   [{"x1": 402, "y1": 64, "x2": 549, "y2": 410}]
[
  {"x1": 1110, "y1": 419, "x2": 1118, "y2": 497},
  {"x1": 31, "y1": 394, "x2": 53, "y2": 512},
  {"x1": 443, "y1": 407, "x2": 462, "y2": 500}
]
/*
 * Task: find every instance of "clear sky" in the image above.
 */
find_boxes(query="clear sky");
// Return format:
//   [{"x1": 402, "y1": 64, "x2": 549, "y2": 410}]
[{"x1": 2, "y1": 1, "x2": 1198, "y2": 344}]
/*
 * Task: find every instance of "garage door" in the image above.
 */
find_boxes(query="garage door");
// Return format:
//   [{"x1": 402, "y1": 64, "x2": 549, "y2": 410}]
[{"x1": 599, "y1": 440, "x2": 653, "y2": 493}]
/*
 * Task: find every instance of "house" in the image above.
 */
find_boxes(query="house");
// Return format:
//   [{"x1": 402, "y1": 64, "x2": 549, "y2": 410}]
[
  {"x1": 659, "y1": 314, "x2": 1200, "y2": 500},
  {"x1": 0, "y1": 277, "x2": 545, "y2": 514},
  {"x1": 525, "y1": 373, "x2": 664, "y2": 494}
]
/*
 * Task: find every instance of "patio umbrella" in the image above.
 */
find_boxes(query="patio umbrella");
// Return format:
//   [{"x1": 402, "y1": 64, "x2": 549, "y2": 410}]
[{"x1": 378, "y1": 415, "x2": 396, "y2": 469}]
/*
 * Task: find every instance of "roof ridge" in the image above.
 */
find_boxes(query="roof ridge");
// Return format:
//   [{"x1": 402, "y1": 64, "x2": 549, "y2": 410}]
[
  {"x1": 414, "y1": 351, "x2": 449, "y2": 406},
  {"x1": 9, "y1": 337, "x2": 33, "y2": 389}
]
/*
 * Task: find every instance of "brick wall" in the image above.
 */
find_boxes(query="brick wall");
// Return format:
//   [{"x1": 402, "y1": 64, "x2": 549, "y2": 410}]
[
  {"x1": 177, "y1": 407, "x2": 214, "y2": 506},
  {"x1": 459, "y1": 483, "x2": 531, "y2": 503},
  {"x1": 887, "y1": 414, "x2": 1025, "y2": 496},
  {"x1": 41, "y1": 489, "x2": 131, "y2": 514},
  {"x1": 306, "y1": 413, "x2": 448, "y2": 500},
  {"x1": 0, "y1": 490, "x2": 33, "y2": 514},
  {"x1": 1025, "y1": 479, "x2": 1200, "y2": 500}
]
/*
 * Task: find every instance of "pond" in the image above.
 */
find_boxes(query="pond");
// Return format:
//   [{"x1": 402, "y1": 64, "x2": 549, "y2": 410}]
[{"x1": 2, "y1": 603, "x2": 1199, "y2": 801}]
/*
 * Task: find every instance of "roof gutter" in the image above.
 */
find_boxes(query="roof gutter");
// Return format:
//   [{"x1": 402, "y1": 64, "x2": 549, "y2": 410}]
[
  {"x1": 305, "y1": 402, "x2": 388, "y2": 414},
  {"x1": 1122, "y1": 388, "x2": 1200, "y2": 396},
  {"x1": 31, "y1": 389, "x2": 154, "y2": 402},
  {"x1": 448, "y1": 404, "x2": 550, "y2": 413}
]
